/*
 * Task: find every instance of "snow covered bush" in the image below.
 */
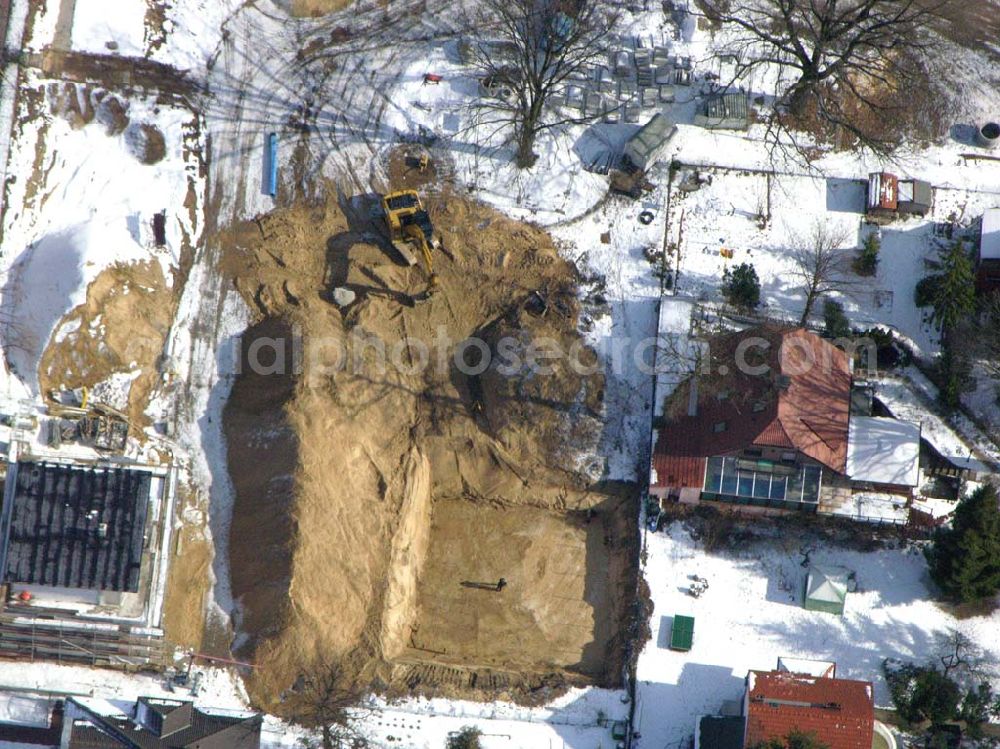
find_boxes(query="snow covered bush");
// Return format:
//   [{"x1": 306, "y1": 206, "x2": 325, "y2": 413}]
[
  {"x1": 915, "y1": 274, "x2": 940, "y2": 309},
  {"x1": 885, "y1": 661, "x2": 960, "y2": 726},
  {"x1": 823, "y1": 300, "x2": 851, "y2": 339},
  {"x1": 446, "y1": 727, "x2": 482, "y2": 749},
  {"x1": 959, "y1": 682, "x2": 996, "y2": 737},
  {"x1": 852, "y1": 234, "x2": 880, "y2": 276}
]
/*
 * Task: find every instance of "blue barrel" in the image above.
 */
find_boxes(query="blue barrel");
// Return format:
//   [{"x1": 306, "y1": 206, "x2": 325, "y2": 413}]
[{"x1": 265, "y1": 132, "x2": 278, "y2": 197}]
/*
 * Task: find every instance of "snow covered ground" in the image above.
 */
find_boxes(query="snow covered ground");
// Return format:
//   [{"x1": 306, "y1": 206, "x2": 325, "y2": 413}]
[
  {"x1": 664, "y1": 161, "x2": 1000, "y2": 361},
  {"x1": 877, "y1": 370, "x2": 1000, "y2": 471},
  {"x1": 358, "y1": 690, "x2": 629, "y2": 749},
  {"x1": 70, "y1": 0, "x2": 147, "y2": 56},
  {"x1": 634, "y1": 522, "x2": 1000, "y2": 749},
  {"x1": 0, "y1": 81, "x2": 201, "y2": 397}
]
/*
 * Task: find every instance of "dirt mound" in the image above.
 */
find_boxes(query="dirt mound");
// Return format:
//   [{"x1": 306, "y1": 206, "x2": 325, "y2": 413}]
[
  {"x1": 95, "y1": 94, "x2": 130, "y2": 136},
  {"x1": 162, "y1": 483, "x2": 214, "y2": 650},
  {"x1": 46, "y1": 82, "x2": 95, "y2": 129},
  {"x1": 38, "y1": 260, "x2": 175, "y2": 428},
  {"x1": 126, "y1": 123, "x2": 167, "y2": 164},
  {"x1": 219, "y1": 182, "x2": 637, "y2": 714},
  {"x1": 473, "y1": 285, "x2": 605, "y2": 478},
  {"x1": 287, "y1": 0, "x2": 353, "y2": 17}
]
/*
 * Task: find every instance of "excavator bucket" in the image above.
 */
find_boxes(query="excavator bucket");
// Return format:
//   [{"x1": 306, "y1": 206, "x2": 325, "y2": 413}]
[{"x1": 390, "y1": 239, "x2": 419, "y2": 266}]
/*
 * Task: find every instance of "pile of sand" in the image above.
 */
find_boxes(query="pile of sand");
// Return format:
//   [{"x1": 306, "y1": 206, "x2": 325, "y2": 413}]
[
  {"x1": 287, "y1": 0, "x2": 354, "y2": 17},
  {"x1": 39, "y1": 259, "x2": 176, "y2": 428},
  {"x1": 219, "y1": 181, "x2": 637, "y2": 715}
]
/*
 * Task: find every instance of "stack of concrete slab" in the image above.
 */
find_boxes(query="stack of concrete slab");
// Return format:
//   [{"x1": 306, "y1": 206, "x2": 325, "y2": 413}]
[{"x1": 556, "y1": 31, "x2": 696, "y2": 123}]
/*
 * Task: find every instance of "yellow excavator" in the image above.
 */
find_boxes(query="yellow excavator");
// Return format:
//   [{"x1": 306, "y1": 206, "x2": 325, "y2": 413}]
[{"x1": 380, "y1": 189, "x2": 440, "y2": 299}]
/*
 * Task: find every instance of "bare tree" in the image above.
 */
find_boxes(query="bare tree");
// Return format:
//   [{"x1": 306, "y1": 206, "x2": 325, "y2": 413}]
[
  {"x1": 788, "y1": 222, "x2": 854, "y2": 326},
  {"x1": 464, "y1": 0, "x2": 619, "y2": 167},
  {"x1": 701, "y1": 0, "x2": 939, "y2": 154},
  {"x1": 288, "y1": 660, "x2": 366, "y2": 749},
  {"x1": 936, "y1": 629, "x2": 994, "y2": 684}
]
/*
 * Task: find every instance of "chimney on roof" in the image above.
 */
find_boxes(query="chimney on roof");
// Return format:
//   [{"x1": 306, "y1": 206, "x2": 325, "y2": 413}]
[{"x1": 688, "y1": 377, "x2": 699, "y2": 417}]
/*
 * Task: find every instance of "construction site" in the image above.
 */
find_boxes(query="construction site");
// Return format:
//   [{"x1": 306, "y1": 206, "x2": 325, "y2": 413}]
[
  {"x1": 0, "y1": 0, "x2": 645, "y2": 721},
  {"x1": 0, "y1": 439, "x2": 175, "y2": 669},
  {"x1": 219, "y1": 147, "x2": 640, "y2": 712}
]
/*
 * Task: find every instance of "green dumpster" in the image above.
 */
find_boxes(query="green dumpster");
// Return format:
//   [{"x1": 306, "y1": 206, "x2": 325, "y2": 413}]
[
  {"x1": 669, "y1": 615, "x2": 694, "y2": 651},
  {"x1": 611, "y1": 721, "x2": 628, "y2": 740}
]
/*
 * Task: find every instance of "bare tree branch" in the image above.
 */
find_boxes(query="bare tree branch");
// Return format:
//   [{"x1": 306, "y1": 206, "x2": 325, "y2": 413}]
[
  {"x1": 462, "y1": 0, "x2": 620, "y2": 167},
  {"x1": 286, "y1": 659, "x2": 368, "y2": 749},
  {"x1": 701, "y1": 0, "x2": 944, "y2": 156},
  {"x1": 787, "y1": 221, "x2": 855, "y2": 325}
]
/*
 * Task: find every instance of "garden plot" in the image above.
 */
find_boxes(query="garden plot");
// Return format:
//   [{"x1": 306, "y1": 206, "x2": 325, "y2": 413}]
[
  {"x1": 633, "y1": 522, "x2": 1000, "y2": 749},
  {"x1": 666, "y1": 168, "x2": 998, "y2": 357}
]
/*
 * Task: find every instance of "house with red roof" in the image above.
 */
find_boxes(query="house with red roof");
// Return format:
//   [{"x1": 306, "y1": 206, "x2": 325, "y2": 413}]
[
  {"x1": 650, "y1": 326, "x2": 921, "y2": 517},
  {"x1": 695, "y1": 660, "x2": 893, "y2": 749},
  {"x1": 744, "y1": 669, "x2": 875, "y2": 749}
]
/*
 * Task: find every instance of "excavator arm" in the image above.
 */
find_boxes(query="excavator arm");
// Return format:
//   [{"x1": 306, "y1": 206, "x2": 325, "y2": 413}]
[
  {"x1": 403, "y1": 224, "x2": 439, "y2": 296},
  {"x1": 381, "y1": 189, "x2": 439, "y2": 300}
]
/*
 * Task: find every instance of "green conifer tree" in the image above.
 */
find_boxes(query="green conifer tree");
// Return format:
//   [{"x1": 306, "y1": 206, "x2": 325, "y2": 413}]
[
  {"x1": 926, "y1": 485, "x2": 1000, "y2": 603},
  {"x1": 722, "y1": 262, "x2": 761, "y2": 311},
  {"x1": 931, "y1": 239, "x2": 976, "y2": 333}
]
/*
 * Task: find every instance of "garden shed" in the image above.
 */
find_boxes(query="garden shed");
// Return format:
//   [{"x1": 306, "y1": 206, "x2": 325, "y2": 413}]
[
  {"x1": 693, "y1": 91, "x2": 749, "y2": 130},
  {"x1": 804, "y1": 566, "x2": 848, "y2": 615}
]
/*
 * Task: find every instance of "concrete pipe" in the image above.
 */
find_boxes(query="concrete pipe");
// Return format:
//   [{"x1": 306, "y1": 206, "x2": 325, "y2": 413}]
[{"x1": 976, "y1": 122, "x2": 1000, "y2": 149}]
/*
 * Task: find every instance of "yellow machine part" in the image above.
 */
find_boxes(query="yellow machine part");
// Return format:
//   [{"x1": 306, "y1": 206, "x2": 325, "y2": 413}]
[{"x1": 381, "y1": 189, "x2": 439, "y2": 295}]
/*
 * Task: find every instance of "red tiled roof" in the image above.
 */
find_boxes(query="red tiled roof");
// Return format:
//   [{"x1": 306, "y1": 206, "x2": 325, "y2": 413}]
[
  {"x1": 744, "y1": 670, "x2": 874, "y2": 749},
  {"x1": 651, "y1": 453, "x2": 706, "y2": 489},
  {"x1": 651, "y1": 327, "x2": 851, "y2": 489},
  {"x1": 754, "y1": 418, "x2": 794, "y2": 448},
  {"x1": 774, "y1": 329, "x2": 851, "y2": 471}
]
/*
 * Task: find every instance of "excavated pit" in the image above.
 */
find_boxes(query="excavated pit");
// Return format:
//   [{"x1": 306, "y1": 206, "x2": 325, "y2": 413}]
[{"x1": 218, "y1": 182, "x2": 638, "y2": 714}]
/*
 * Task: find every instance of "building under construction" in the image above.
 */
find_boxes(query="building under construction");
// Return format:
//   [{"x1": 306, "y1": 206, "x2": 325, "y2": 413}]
[
  {"x1": 0, "y1": 455, "x2": 174, "y2": 668},
  {"x1": 1, "y1": 461, "x2": 152, "y2": 592}
]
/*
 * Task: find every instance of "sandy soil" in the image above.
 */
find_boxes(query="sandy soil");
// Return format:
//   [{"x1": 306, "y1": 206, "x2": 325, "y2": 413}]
[
  {"x1": 288, "y1": 0, "x2": 354, "y2": 17},
  {"x1": 407, "y1": 499, "x2": 618, "y2": 677},
  {"x1": 162, "y1": 485, "x2": 214, "y2": 650},
  {"x1": 38, "y1": 259, "x2": 175, "y2": 428},
  {"x1": 218, "y1": 167, "x2": 638, "y2": 714}
]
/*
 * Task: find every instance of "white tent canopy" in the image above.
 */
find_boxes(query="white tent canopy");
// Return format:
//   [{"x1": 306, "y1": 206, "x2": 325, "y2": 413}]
[
  {"x1": 804, "y1": 566, "x2": 849, "y2": 614},
  {"x1": 846, "y1": 416, "x2": 920, "y2": 487}
]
